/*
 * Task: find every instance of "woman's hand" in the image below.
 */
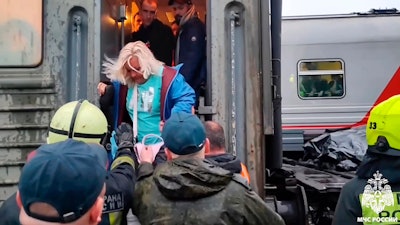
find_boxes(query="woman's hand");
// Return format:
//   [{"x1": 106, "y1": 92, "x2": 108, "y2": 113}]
[{"x1": 97, "y1": 82, "x2": 108, "y2": 96}]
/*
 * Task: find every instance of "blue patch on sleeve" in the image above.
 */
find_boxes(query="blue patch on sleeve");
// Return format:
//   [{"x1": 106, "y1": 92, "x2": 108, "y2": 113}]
[{"x1": 110, "y1": 131, "x2": 118, "y2": 161}]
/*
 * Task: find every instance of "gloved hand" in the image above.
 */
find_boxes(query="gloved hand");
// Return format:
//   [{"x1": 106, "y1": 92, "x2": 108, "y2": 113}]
[{"x1": 115, "y1": 122, "x2": 135, "y2": 151}]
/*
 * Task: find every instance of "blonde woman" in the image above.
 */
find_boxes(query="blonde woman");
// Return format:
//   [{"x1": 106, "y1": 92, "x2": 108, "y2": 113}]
[{"x1": 102, "y1": 41, "x2": 195, "y2": 147}]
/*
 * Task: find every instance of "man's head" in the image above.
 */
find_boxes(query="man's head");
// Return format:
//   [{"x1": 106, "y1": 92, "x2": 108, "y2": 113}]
[
  {"x1": 168, "y1": 0, "x2": 192, "y2": 24},
  {"x1": 140, "y1": 0, "x2": 158, "y2": 27},
  {"x1": 103, "y1": 41, "x2": 163, "y2": 86},
  {"x1": 162, "y1": 112, "x2": 208, "y2": 160},
  {"x1": 204, "y1": 121, "x2": 226, "y2": 155},
  {"x1": 133, "y1": 13, "x2": 142, "y2": 32},
  {"x1": 47, "y1": 100, "x2": 108, "y2": 145},
  {"x1": 17, "y1": 139, "x2": 107, "y2": 225},
  {"x1": 366, "y1": 94, "x2": 400, "y2": 156}
]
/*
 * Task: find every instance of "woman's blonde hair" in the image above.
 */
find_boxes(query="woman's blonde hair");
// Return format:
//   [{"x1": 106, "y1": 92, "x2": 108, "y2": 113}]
[{"x1": 102, "y1": 41, "x2": 164, "y2": 87}]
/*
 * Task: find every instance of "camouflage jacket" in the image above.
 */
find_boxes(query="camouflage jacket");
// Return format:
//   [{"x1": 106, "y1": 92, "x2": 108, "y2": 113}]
[{"x1": 133, "y1": 158, "x2": 285, "y2": 225}]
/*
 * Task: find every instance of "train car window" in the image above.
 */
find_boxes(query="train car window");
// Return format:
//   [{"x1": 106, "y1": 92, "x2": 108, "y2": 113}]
[
  {"x1": 0, "y1": 0, "x2": 42, "y2": 67},
  {"x1": 298, "y1": 60, "x2": 345, "y2": 98}
]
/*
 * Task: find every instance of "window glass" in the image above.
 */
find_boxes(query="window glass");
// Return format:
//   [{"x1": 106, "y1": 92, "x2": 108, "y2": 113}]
[
  {"x1": 299, "y1": 61, "x2": 342, "y2": 71},
  {"x1": 298, "y1": 60, "x2": 344, "y2": 98},
  {"x1": 0, "y1": 0, "x2": 42, "y2": 67}
]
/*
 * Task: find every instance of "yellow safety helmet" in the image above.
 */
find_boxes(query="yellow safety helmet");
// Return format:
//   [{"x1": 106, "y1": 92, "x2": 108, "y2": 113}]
[
  {"x1": 47, "y1": 100, "x2": 108, "y2": 144},
  {"x1": 366, "y1": 94, "x2": 400, "y2": 156}
]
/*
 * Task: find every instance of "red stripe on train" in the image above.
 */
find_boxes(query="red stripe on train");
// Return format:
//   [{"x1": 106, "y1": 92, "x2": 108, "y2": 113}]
[
  {"x1": 353, "y1": 66, "x2": 400, "y2": 127},
  {"x1": 283, "y1": 124, "x2": 353, "y2": 130},
  {"x1": 283, "y1": 67, "x2": 400, "y2": 131}
]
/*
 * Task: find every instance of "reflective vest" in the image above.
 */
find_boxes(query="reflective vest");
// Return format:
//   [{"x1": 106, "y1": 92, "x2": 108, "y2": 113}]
[{"x1": 359, "y1": 192, "x2": 400, "y2": 224}]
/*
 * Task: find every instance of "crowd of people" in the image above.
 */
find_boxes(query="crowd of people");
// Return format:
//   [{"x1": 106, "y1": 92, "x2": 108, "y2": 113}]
[
  {"x1": 98, "y1": 0, "x2": 206, "y2": 134},
  {"x1": 0, "y1": 101, "x2": 286, "y2": 225},
  {"x1": 0, "y1": 2, "x2": 285, "y2": 224},
  {"x1": 11, "y1": 94, "x2": 400, "y2": 225}
]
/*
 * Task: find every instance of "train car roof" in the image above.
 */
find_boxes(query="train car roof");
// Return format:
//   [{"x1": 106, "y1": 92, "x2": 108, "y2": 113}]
[
  {"x1": 282, "y1": 8, "x2": 400, "y2": 45},
  {"x1": 282, "y1": 8, "x2": 400, "y2": 20}
]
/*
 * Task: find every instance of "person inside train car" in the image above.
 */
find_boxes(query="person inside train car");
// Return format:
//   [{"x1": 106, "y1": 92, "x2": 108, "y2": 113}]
[
  {"x1": 0, "y1": 100, "x2": 138, "y2": 225},
  {"x1": 98, "y1": 0, "x2": 176, "y2": 133},
  {"x1": 132, "y1": 112, "x2": 285, "y2": 225},
  {"x1": 204, "y1": 121, "x2": 251, "y2": 184},
  {"x1": 328, "y1": 74, "x2": 344, "y2": 97},
  {"x1": 17, "y1": 140, "x2": 108, "y2": 225},
  {"x1": 132, "y1": 13, "x2": 142, "y2": 33},
  {"x1": 130, "y1": 0, "x2": 175, "y2": 67},
  {"x1": 168, "y1": 0, "x2": 206, "y2": 108},
  {"x1": 102, "y1": 41, "x2": 195, "y2": 166},
  {"x1": 332, "y1": 95, "x2": 400, "y2": 225},
  {"x1": 170, "y1": 20, "x2": 179, "y2": 66}
]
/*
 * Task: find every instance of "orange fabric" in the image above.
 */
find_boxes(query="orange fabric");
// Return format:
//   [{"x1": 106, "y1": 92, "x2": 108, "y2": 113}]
[{"x1": 240, "y1": 163, "x2": 251, "y2": 184}]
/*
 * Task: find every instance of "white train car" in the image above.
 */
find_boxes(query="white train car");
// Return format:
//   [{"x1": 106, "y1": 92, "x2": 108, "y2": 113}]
[{"x1": 281, "y1": 10, "x2": 400, "y2": 150}]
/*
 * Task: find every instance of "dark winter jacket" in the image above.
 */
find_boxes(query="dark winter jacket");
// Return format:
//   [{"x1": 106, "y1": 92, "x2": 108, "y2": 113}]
[
  {"x1": 0, "y1": 192, "x2": 19, "y2": 225},
  {"x1": 332, "y1": 152, "x2": 400, "y2": 225},
  {"x1": 133, "y1": 158, "x2": 285, "y2": 225},
  {"x1": 0, "y1": 149, "x2": 136, "y2": 225},
  {"x1": 130, "y1": 19, "x2": 175, "y2": 66},
  {"x1": 206, "y1": 153, "x2": 242, "y2": 174},
  {"x1": 176, "y1": 16, "x2": 206, "y2": 102},
  {"x1": 101, "y1": 149, "x2": 136, "y2": 225}
]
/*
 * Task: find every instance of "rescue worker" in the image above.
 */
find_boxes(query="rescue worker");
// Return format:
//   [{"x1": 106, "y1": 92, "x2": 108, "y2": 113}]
[
  {"x1": 17, "y1": 140, "x2": 108, "y2": 225},
  {"x1": 0, "y1": 100, "x2": 137, "y2": 225},
  {"x1": 332, "y1": 95, "x2": 400, "y2": 225},
  {"x1": 133, "y1": 112, "x2": 285, "y2": 225},
  {"x1": 204, "y1": 121, "x2": 251, "y2": 183}
]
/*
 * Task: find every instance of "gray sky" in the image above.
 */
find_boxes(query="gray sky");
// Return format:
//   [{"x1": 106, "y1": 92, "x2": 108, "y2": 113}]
[{"x1": 283, "y1": 0, "x2": 400, "y2": 16}]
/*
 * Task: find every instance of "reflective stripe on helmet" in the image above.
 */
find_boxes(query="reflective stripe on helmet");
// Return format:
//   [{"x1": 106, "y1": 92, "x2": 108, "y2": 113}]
[
  {"x1": 48, "y1": 127, "x2": 106, "y2": 139},
  {"x1": 47, "y1": 99, "x2": 108, "y2": 144},
  {"x1": 68, "y1": 99, "x2": 84, "y2": 138}
]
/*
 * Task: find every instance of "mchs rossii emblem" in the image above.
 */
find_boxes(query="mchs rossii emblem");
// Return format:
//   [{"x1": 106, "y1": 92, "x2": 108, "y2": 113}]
[{"x1": 361, "y1": 171, "x2": 394, "y2": 214}]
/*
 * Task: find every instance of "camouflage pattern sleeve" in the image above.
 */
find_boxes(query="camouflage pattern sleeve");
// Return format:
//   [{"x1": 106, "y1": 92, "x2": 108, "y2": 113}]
[
  {"x1": 243, "y1": 190, "x2": 286, "y2": 225},
  {"x1": 132, "y1": 162, "x2": 154, "y2": 220},
  {"x1": 136, "y1": 162, "x2": 154, "y2": 180}
]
